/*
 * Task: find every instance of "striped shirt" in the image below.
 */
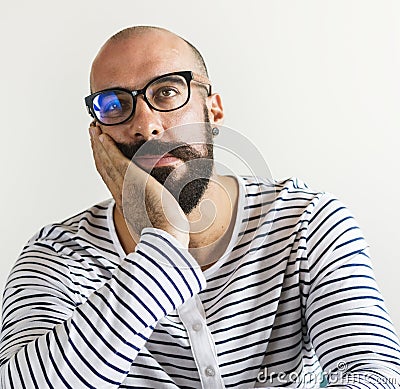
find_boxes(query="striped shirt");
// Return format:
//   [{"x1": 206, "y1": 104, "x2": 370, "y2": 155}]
[{"x1": 1, "y1": 176, "x2": 399, "y2": 388}]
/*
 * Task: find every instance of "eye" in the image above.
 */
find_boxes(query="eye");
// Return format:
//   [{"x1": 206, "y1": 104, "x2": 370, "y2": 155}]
[
  {"x1": 104, "y1": 101, "x2": 120, "y2": 111},
  {"x1": 100, "y1": 100, "x2": 122, "y2": 118},
  {"x1": 147, "y1": 75, "x2": 188, "y2": 109},
  {"x1": 93, "y1": 92, "x2": 133, "y2": 119},
  {"x1": 156, "y1": 87, "x2": 179, "y2": 99}
]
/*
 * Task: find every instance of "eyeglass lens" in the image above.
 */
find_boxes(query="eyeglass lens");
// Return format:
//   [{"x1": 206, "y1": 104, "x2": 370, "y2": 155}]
[{"x1": 92, "y1": 74, "x2": 190, "y2": 125}]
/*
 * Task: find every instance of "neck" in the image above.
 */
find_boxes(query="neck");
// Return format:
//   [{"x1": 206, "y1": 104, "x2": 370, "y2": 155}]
[
  {"x1": 186, "y1": 174, "x2": 236, "y2": 245},
  {"x1": 113, "y1": 173, "x2": 238, "y2": 269}
]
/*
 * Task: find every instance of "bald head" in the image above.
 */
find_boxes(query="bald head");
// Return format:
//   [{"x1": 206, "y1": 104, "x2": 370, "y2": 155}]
[
  {"x1": 90, "y1": 26, "x2": 209, "y2": 92},
  {"x1": 109, "y1": 26, "x2": 208, "y2": 77}
]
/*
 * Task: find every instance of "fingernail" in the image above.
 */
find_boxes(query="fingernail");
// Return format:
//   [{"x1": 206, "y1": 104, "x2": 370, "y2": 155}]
[{"x1": 99, "y1": 134, "x2": 105, "y2": 143}]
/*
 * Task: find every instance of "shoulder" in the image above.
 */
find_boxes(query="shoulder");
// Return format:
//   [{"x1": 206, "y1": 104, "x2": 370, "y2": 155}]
[
  {"x1": 240, "y1": 176, "x2": 321, "y2": 197},
  {"x1": 33, "y1": 199, "x2": 113, "y2": 243},
  {"x1": 5, "y1": 199, "x2": 117, "y2": 300},
  {"x1": 237, "y1": 175, "x2": 359, "y2": 239},
  {"x1": 23, "y1": 199, "x2": 114, "y2": 250},
  {"x1": 13, "y1": 199, "x2": 117, "y2": 276},
  {"x1": 239, "y1": 176, "x2": 326, "y2": 216},
  {"x1": 238, "y1": 175, "x2": 367, "y2": 265}
]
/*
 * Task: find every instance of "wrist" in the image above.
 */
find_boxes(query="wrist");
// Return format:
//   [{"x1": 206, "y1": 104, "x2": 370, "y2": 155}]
[
  {"x1": 169, "y1": 231, "x2": 189, "y2": 248},
  {"x1": 142, "y1": 227, "x2": 189, "y2": 250}
]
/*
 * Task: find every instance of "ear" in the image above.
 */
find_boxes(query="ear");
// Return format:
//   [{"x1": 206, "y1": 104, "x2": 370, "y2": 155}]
[{"x1": 206, "y1": 93, "x2": 224, "y2": 124}]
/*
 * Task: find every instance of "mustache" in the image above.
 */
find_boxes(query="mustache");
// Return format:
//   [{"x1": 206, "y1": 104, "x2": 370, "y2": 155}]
[{"x1": 116, "y1": 139, "x2": 205, "y2": 162}]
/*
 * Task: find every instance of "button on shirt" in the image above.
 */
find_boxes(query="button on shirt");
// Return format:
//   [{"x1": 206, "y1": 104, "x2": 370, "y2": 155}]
[
  {"x1": 192, "y1": 322, "x2": 202, "y2": 332},
  {"x1": 1, "y1": 177, "x2": 399, "y2": 388}
]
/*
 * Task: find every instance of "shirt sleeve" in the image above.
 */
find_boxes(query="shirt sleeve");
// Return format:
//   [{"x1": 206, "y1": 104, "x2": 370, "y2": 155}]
[
  {"x1": 0, "y1": 227, "x2": 206, "y2": 388},
  {"x1": 305, "y1": 194, "x2": 400, "y2": 388}
]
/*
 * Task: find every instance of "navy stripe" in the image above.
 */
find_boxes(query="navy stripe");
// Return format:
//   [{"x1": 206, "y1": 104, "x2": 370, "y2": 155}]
[
  {"x1": 144, "y1": 232, "x2": 202, "y2": 291},
  {"x1": 141, "y1": 240, "x2": 195, "y2": 296},
  {"x1": 133, "y1": 250, "x2": 185, "y2": 304},
  {"x1": 51, "y1": 329, "x2": 92, "y2": 388}
]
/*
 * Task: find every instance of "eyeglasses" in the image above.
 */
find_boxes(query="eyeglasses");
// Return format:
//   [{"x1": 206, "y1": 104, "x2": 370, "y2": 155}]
[{"x1": 84, "y1": 70, "x2": 212, "y2": 126}]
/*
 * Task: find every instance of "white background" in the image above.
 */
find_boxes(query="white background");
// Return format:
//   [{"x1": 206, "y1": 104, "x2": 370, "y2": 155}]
[{"x1": 0, "y1": 1, "x2": 399, "y2": 331}]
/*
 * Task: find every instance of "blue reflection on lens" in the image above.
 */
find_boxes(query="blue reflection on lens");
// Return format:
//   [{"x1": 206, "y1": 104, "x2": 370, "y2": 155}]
[{"x1": 94, "y1": 92, "x2": 122, "y2": 115}]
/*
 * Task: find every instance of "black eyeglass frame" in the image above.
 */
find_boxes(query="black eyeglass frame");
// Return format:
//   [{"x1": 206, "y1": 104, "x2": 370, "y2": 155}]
[{"x1": 84, "y1": 70, "x2": 212, "y2": 126}]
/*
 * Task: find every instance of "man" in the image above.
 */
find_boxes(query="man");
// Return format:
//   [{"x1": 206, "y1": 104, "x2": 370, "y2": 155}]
[{"x1": 0, "y1": 26, "x2": 399, "y2": 388}]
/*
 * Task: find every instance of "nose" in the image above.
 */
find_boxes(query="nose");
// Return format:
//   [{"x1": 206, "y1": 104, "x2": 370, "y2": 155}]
[{"x1": 125, "y1": 95, "x2": 164, "y2": 140}]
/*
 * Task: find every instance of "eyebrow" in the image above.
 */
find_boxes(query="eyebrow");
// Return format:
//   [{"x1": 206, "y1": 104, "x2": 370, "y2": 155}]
[
  {"x1": 91, "y1": 85, "x2": 131, "y2": 94},
  {"x1": 150, "y1": 76, "x2": 186, "y2": 87}
]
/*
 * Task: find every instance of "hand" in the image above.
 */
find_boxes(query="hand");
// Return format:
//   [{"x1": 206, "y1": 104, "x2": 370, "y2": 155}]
[{"x1": 89, "y1": 124, "x2": 190, "y2": 247}]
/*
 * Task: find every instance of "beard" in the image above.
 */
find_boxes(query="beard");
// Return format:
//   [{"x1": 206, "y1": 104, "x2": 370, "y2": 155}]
[{"x1": 116, "y1": 107, "x2": 214, "y2": 215}]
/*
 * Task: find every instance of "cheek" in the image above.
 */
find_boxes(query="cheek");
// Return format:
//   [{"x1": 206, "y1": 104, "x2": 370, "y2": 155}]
[
  {"x1": 162, "y1": 124, "x2": 211, "y2": 149},
  {"x1": 164, "y1": 94, "x2": 207, "y2": 126},
  {"x1": 98, "y1": 124, "x2": 130, "y2": 143},
  {"x1": 192, "y1": 143, "x2": 211, "y2": 157},
  {"x1": 161, "y1": 102, "x2": 209, "y2": 143}
]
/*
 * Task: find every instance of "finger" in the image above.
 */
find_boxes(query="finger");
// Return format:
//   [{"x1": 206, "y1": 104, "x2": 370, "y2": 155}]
[
  {"x1": 91, "y1": 143, "x2": 124, "y2": 206},
  {"x1": 97, "y1": 133, "x2": 130, "y2": 176},
  {"x1": 98, "y1": 132, "x2": 155, "y2": 185},
  {"x1": 89, "y1": 127, "x2": 118, "y2": 173},
  {"x1": 89, "y1": 127, "x2": 148, "y2": 191},
  {"x1": 89, "y1": 123, "x2": 102, "y2": 139},
  {"x1": 90, "y1": 129, "x2": 125, "y2": 189}
]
